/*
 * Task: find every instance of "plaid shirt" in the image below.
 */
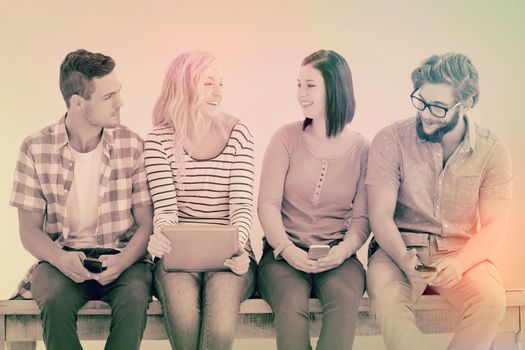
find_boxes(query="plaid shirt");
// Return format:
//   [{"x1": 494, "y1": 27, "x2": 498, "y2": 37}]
[{"x1": 9, "y1": 116, "x2": 152, "y2": 299}]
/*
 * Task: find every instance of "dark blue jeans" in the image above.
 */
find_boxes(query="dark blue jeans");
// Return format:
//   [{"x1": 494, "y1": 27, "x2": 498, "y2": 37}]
[
  {"x1": 257, "y1": 250, "x2": 365, "y2": 350},
  {"x1": 154, "y1": 259, "x2": 256, "y2": 350},
  {"x1": 31, "y1": 260, "x2": 152, "y2": 350}
]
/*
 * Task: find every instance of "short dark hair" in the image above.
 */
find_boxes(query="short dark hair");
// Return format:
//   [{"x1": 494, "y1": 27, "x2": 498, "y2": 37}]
[
  {"x1": 411, "y1": 52, "x2": 479, "y2": 107},
  {"x1": 59, "y1": 49, "x2": 115, "y2": 107},
  {"x1": 301, "y1": 50, "x2": 356, "y2": 137}
]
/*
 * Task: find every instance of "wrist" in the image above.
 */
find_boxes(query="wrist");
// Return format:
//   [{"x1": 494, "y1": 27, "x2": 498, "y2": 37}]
[
  {"x1": 452, "y1": 254, "x2": 467, "y2": 274},
  {"x1": 337, "y1": 242, "x2": 352, "y2": 259},
  {"x1": 154, "y1": 225, "x2": 164, "y2": 236},
  {"x1": 279, "y1": 244, "x2": 296, "y2": 260},
  {"x1": 280, "y1": 244, "x2": 293, "y2": 257},
  {"x1": 47, "y1": 249, "x2": 68, "y2": 268},
  {"x1": 396, "y1": 248, "x2": 412, "y2": 270},
  {"x1": 275, "y1": 242, "x2": 294, "y2": 259},
  {"x1": 113, "y1": 251, "x2": 133, "y2": 271}
]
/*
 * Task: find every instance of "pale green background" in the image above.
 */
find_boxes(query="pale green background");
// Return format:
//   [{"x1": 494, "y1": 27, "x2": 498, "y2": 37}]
[{"x1": 1, "y1": 1, "x2": 524, "y2": 349}]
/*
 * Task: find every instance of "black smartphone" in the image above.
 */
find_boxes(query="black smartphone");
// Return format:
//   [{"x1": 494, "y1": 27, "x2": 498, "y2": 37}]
[
  {"x1": 415, "y1": 264, "x2": 437, "y2": 272},
  {"x1": 83, "y1": 257, "x2": 107, "y2": 273}
]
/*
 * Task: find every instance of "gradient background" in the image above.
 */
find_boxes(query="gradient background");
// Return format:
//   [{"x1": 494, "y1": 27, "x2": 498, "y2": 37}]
[{"x1": 1, "y1": 1, "x2": 524, "y2": 349}]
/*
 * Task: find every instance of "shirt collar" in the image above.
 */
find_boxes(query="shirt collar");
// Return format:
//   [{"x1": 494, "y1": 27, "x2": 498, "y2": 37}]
[{"x1": 461, "y1": 115, "x2": 476, "y2": 153}]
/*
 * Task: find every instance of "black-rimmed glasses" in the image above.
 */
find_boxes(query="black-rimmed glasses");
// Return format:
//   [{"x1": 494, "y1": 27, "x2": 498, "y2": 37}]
[{"x1": 410, "y1": 89, "x2": 459, "y2": 118}]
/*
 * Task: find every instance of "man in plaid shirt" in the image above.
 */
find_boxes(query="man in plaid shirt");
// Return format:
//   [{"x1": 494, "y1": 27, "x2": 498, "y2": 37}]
[{"x1": 9, "y1": 49, "x2": 153, "y2": 350}]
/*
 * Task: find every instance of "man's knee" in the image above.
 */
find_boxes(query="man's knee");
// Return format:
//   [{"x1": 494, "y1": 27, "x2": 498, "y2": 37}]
[
  {"x1": 119, "y1": 263, "x2": 152, "y2": 294},
  {"x1": 36, "y1": 294, "x2": 83, "y2": 323},
  {"x1": 33, "y1": 263, "x2": 68, "y2": 292},
  {"x1": 464, "y1": 288, "x2": 506, "y2": 324},
  {"x1": 109, "y1": 265, "x2": 152, "y2": 315},
  {"x1": 371, "y1": 285, "x2": 413, "y2": 322},
  {"x1": 32, "y1": 263, "x2": 84, "y2": 313},
  {"x1": 112, "y1": 285, "x2": 151, "y2": 312}
]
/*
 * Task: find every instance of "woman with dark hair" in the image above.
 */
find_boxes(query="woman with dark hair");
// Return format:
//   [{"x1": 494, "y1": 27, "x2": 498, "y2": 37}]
[{"x1": 257, "y1": 50, "x2": 370, "y2": 350}]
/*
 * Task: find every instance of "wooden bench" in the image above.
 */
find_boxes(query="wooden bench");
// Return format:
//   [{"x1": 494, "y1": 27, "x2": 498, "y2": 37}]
[{"x1": 1, "y1": 290, "x2": 524, "y2": 350}]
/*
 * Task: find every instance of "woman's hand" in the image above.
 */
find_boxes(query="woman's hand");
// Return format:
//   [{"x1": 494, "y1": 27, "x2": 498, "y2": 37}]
[
  {"x1": 281, "y1": 245, "x2": 317, "y2": 273},
  {"x1": 225, "y1": 245, "x2": 250, "y2": 275},
  {"x1": 147, "y1": 229, "x2": 171, "y2": 258},
  {"x1": 312, "y1": 244, "x2": 349, "y2": 273}
]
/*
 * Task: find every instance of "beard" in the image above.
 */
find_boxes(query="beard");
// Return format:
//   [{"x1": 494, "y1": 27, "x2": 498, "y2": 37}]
[{"x1": 416, "y1": 110, "x2": 461, "y2": 143}]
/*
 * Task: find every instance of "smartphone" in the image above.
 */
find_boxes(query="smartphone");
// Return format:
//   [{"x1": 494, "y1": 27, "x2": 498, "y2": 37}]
[
  {"x1": 308, "y1": 244, "x2": 330, "y2": 260},
  {"x1": 415, "y1": 264, "x2": 437, "y2": 272},
  {"x1": 83, "y1": 257, "x2": 107, "y2": 273}
]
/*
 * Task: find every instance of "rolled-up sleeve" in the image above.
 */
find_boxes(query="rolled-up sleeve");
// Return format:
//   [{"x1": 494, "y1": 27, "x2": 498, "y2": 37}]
[
  {"x1": 480, "y1": 141, "x2": 513, "y2": 202},
  {"x1": 9, "y1": 140, "x2": 46, "y2": 213},
  {"x1": 366, "y1": 126, "x2": 402, "y2": 188},
  {"x1": 131, "y1": 139, "x2": 153, "y2": 208}
]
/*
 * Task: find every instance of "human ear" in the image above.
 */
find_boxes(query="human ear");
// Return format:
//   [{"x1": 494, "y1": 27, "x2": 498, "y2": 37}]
[
  {"x1": 459, "y1": 97, "x2": 473, "y2": 113},
  {"x1": 69, "y1": 94, "x2": 84, "y2": 109}
]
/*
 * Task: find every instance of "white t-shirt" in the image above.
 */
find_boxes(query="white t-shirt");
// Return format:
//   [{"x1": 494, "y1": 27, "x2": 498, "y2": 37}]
[{"x1": 66, "y1": 140, "x2": 104, "y2": 248}]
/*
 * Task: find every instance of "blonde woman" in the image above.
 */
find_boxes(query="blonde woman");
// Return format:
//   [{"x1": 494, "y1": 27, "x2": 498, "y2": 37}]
[{"x1": 144, "y1": 52, "x2": 255, "y2": 350}]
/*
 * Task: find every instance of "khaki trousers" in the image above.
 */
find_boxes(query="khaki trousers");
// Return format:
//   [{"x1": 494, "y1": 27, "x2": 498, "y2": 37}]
[{"x1": 367, "y1": 243, "x2": 505, "y2": 350}]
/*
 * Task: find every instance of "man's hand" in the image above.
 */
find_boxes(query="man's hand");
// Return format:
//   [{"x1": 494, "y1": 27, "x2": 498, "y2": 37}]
[
  {"x1": 52, "y1": 251, "x2": 93, "y2": 283},
  {"x1": 281, "y1": 245, "x2": 317, "y2": 273},
  {"x1": 224, "y1": 245, "x2": 250, "y2": 275},
  {"x1": 312, "y1": 244, "x2": 349, "y2": 273},
  {"x1": 431, "y1": 256, "x2": 463, "y2": 289},
  {"x1": 95, "y1": 254, "x2": 127, "y2": 286},
  {"x1": 402, "y1": 249, "x2": 437, "y2": 285}
]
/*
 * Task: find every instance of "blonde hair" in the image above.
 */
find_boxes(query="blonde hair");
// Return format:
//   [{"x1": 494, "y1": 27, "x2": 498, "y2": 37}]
[
  {"x1": 152, "y1": 52, "x2": 219, "y2": 183},
  {"x1": 411, "y1": 52, "x2": 479, "y2": 107}
]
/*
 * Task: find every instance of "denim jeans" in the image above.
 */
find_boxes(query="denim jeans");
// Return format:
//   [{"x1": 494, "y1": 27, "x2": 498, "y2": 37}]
[
  {"x1": 367, "y1": 240, "x2": 506, "y2": 350},
  {"x1": 31, "y1": 260, "x2": 152, "y2": 350},
  {"x1": 154, "y1": 259, "x2": 256, "y2": 350},
  {"x1": 257, "y1": 250, "x2": 365, "y2": 350}
]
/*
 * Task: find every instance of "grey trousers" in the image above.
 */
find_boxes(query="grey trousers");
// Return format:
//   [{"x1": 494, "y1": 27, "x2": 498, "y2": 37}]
[{"x1": 258, "y1": 250, "x2": 365, "y2": 350}]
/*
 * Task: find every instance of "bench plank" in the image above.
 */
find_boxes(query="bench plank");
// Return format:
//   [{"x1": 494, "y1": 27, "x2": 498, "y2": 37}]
[
  {"x1": 5, "y1": 343, "x2": 35, "y2": 350},
  {"x1": 1, "y1": 290, "x2": 524, "y2": 348},
  {"x1": 2, "y1": 290, "x2": 525, "y2": 315}
]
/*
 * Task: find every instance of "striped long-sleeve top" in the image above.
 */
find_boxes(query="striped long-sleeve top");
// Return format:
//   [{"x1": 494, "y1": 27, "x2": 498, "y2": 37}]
[{"x1": 144, "y1": 122, "x2": 255, "y2": 258}]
